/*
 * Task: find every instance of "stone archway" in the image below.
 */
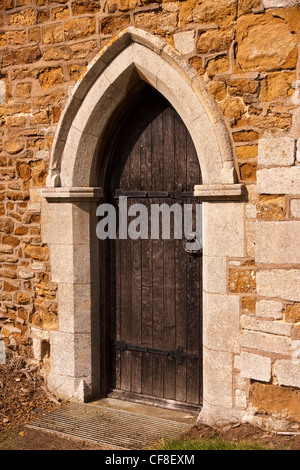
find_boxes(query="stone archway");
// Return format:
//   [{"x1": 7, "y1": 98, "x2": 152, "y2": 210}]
[{"x1": 40, "y1": 27, "x2": 246, "y2": 426}]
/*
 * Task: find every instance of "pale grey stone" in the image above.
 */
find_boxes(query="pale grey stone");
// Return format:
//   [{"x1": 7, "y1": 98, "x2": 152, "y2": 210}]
[
  {"x1": 257, "y1": 269, "x2": 300, "y2": 302},
  {"x1": 241, "y1": 314, "x2": 292, "y2": 337},
  {"x1": 202, "y1": 347, "x2": 234, "y2": 409},
  {"x1": 256, "y1": 221, "x2": 300, "y2": 264},
  {"x1": 203, "y1": 256, "x2": 227, "y2": 294},
  {"x1": 274, "y1": 359, "x2": 300, "y2": 388},
  {"x1": 263, "y1": 0, "x2": 300, "y2": 7},
  {"x1": 235, "y1": 352, "x2": 271, "y2": 382},
  {"x1": 290, "y1": 199, "x2": 300, "y2": 218},
  {"x1": 234, "y1": 389, "x2": 247, "y2": 409},
  {"x1": 241, "y1": 330, "x2": 292, "y2": 355},
  {"x1": 203, "y1": 293, "x2": 240, "y2": 353},
  {"x1": 203, "y1": 201, "x2": 245, "y2": 257},
  {"x1": 257, "y1": 167, "x2": 300, "y2": 195},
  {"x1": 174, "y1": 31, "x2": 195, "y2": 55},
  {"x1": 257, "y1": 137, "x2": 295, "y2": 167},
  {"x1": 256, "y1": 299, "x2": 283, "y2": 320},
  {"x1": 0, "y1": 340, "x2": 5, "y2": 364},
  {"x1": 297, "y1": 138, "x2": 300, "y2": 163},
  {"x1": 0, "y1": 80, "x2": 5, "y2": 104}
]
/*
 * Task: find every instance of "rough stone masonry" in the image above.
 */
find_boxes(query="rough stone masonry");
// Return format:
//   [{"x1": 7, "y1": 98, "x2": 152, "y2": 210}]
[{"x1": 0, "y1": 0, "x2": 300, "y2": 430}]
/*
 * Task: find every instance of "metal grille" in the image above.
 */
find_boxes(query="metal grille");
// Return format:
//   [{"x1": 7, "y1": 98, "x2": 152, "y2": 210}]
[{"x1": 27, "y1": 402, "x2": 193, "y2": 449}]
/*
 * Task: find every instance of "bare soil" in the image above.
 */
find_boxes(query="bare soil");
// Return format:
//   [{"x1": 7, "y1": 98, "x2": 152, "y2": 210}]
[{"x1": 0, "y1": 358, "x2": 299, "y2": 450}]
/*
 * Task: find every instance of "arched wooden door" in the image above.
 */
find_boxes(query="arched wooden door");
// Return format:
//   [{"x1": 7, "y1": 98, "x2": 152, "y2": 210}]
[{"x1": 100, "y1": 88, "x2": 202, "y2": 411}]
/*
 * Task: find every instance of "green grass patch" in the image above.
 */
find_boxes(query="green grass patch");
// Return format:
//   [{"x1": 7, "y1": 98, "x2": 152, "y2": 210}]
[{"x1": 151, "y1": 437, "x2": 268, "y2": 450}]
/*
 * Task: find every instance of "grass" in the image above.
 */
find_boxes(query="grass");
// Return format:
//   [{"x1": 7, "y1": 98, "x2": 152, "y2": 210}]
[{"x1": 151, "y1": 437, "x2": 269, "y2": 450}]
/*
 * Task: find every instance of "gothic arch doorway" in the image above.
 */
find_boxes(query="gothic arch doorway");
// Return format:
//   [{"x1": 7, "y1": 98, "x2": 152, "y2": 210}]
[{"x1": 41, "y1": 27, "x2": 245, "y2": 426}]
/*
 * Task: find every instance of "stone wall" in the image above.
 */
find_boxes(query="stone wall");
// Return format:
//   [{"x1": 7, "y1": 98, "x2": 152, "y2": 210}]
[{"x1": 0, "y1": 0, "x2": 300, "y2": 427}]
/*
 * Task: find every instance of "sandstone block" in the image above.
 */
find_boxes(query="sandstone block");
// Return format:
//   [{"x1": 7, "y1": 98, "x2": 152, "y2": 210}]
[
  {"x1": 257, "y1": 137, "x2": 295, "y2": 167},
  {"x1": 180, "y1": 0, "x2": 236, "y2": 28},
  {"x1": 233, "y1": 130, "x2": 259, "y2": 142},
  {"x1": 257, "y1": 167, "x2": 300, "y2": 195},
  {"x1": 256, "y1": 195, "x2": 286, "y2": 219},
  {"x1": 235, "y1": 12, "x2": 298, "y2": 72},
  {"x1": 8, "y1": 8, "x2": 35, "y2": 25},
  {"x1": 250, "y1": 383, "x2": 300, "y2": 423},
  {"x1": 38, "y1": 67, "x2": 64, "y2": 89},
  {"x1": 203, "y1": 256, "x2": 227, "y2": 294},
  {"x1": 259, "y1": 71, "x2": 296, "y2": 102},
  {"x1": 24, "y1": 245, "x2": 49, "y2": 261},
  {"x1": 42, "y1": 23, "x2": 64, "y2": 45},
  {"x1": 2, "y1": 46, "x2": 41, "y2": 68},
  {"x1": 236, "y1": 144, "x2": 258, "y2": 160},
  {"x1": 228, "y1": 268, "x2": 256, "y2": 293},
  {"x1": 197, "y1": 29, "x2": 233, "y2": 54},
  {"x1": 99, "y1": 15, "x2": 130, "y2": 35},
  {"x1": 64, "y1": 17, "x2": 96, "y2": 41},
  {"x1": 256, "y1": 221, "x2": 300, "y2": 264},
  {"x1": 257, "y1": 269, "x2": 300, "y2": 302},
  {"x1": 284, "y1": 304, "x2": 300, "y2": 323}
]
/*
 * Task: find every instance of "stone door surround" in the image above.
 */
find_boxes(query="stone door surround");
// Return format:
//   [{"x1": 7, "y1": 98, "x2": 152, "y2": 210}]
[{"x1": 40, "y1": 27, "x2": 246, "y2": 426}]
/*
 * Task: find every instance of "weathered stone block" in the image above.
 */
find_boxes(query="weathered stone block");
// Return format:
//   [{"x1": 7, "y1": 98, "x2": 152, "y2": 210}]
[
  {"x1": 259, "y1": 71, "x2": 296, "y2": 102},
  {"x1": 64, "y1": 17, "x2": 96, "y2": 41},
  {"x1": 241, "y1": 314, "x2": 293, "y2": 337},
  {"x1": 228, "y1": 268, "x2": 256, "y2": 293},
  {"x1": 235, "y1": 351, "x2": 271, "y2": 382},
  {"x1": 42, "y1": 23, "x2": 64, "y2": 44},
  {"x1": 250, "y1": 383, "x2": 300, "y2": 423},
  {"x1": 203, "y1": 255, "x2": 227, "y2": 294},
  {"x1": 241, "y1": 329, "x2": 292, "y2": 355},
  {"x1": 257, "y1": 167, "x2": 300, "y2": 195},
  {"x1": 257, "y1": 137, "x2": 295, "y2": 167},
  {"x1": 284, "y1": 304, "x2": 300, "y2": 323},
  {"x1": 203, "y1": 292, "x2": 240, "y2": 353},
  {"x1": 256, "y1": 221, "x2": 300, "y2": 265},
  {"x1": 2, "y1": 46, "x2": 41, "y2": 67},
  {"x1": 38, "y1": 67, "x2": 64, "y2": 89},
  {"x1": 8, "y1": 8, "x2": 35, "y2": 25},
  {"x1": 197, "y1": 29, "x2": 233, "y2": 54},
  {"x1": 290, "y1": 199, "x2": 300, "y2": 218},
  {"x1": 256, "y1": 195, "x2": 286, "y2": 219},
  {"x1": 0, "y1": 340, "x2": 5, "y2": 364},
  {"x1": 203, "y1": 202, "x2": 245, "y2": 257},
  {"x1": 256, "y1": 299, "x2": 283, "y2": 319},
  {"x1": 203, "y1": 347, "x2": 234, "y2": 409},
  {"x1": 235, "y1": 12, "x2": 298, "y2": 72},
  {"x1": 274, "y1": 360, "x2": 300, "y2": 388},
  {"x1": 257, "y1": 269, "x2": 300, "y2": 302},
  {"x1": 174, "y1": 30, "x2": 195, "y2": 55}
]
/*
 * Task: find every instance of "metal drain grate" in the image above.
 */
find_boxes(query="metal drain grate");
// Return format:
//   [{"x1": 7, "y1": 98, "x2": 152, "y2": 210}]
[{"x1": 27, "y1": 403, "x2": 192, "y2": 449}]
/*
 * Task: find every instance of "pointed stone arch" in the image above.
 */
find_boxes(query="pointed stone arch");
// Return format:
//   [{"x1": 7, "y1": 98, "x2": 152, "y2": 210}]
[
  {"x1": 40, "y1": 27, "x2": 247, "y2": 427},
  {"x1": 46, "y1": 26, "x2": 237, "y2": 189}
]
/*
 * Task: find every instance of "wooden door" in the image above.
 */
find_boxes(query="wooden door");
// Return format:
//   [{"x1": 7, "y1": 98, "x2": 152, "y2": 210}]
[{"x1": 101, "y1": 89, "x2": 202, "y2": 411}]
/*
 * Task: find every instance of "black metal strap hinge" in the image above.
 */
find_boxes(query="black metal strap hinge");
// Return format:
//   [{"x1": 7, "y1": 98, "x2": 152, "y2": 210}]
[{"x1": 112, "y1": 340, "x2": 199, "y2": 364}]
